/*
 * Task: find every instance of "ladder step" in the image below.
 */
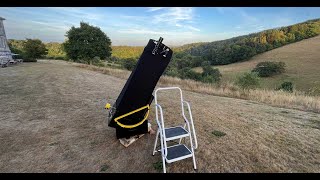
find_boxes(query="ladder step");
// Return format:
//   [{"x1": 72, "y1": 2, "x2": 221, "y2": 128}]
[
  {"x1": 165, "y1": 126, "x2": 189, "y2": 141},
  {"x1": 166, "y1": 144, "x2": 192, "y2": 163}
]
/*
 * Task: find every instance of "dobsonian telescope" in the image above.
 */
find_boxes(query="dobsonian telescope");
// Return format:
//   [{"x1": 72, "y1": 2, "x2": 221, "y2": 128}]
[{"x1": 106, "y1": 37, "x2": 173, "y2": 139}]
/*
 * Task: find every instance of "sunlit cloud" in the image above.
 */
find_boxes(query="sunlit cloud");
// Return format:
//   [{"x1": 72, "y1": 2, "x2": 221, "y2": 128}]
[{"x1": 147, "y1": 7, "x2": 165, "y2": 12}]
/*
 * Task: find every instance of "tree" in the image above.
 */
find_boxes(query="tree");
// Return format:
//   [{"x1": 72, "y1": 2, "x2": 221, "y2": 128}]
[
  {"x1": 236, "y1": 72, "x2": 260, "y2": 89},
  {"x1": 171, "y1": 19, "x2": 320, "y2": 66},
  {"x1": 201, "y1": 66, "x2": 222, "y2": 83},
  {"x1": 63, "y1": 22, "x2": 112, "y2": 64},
  {"x1": 23, "y1": 39, "x2": 48, "y2": 60},
  {"x1": 122, "y1": 58, "x2": 138, "y2": 70},
  {"x1": 201, "y1": 61, "x2": 211, "y2": 68},
  {"x1": 252, "y1": 61, "x2": 286, "y2": 77}
]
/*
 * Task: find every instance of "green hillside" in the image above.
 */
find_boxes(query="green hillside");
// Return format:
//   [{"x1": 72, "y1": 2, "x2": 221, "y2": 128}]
[
  {"x1": 194, "y1": 35, "x2": 320, "y2": 95},
  {"x1": 178, "y1": 18, "x2": 320, "y2": 67}
]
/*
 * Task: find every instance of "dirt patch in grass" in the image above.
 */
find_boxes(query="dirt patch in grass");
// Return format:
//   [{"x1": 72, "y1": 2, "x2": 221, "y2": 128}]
[
  {"x1": 153, "y1": 161, "x2": 163, "y2": 172},
  {"x1": 100, "y1": 164, "x2": 109, "y2": 172},
  {"x1": 212, "y1": 130, "x2": 226, "y2": 137}
]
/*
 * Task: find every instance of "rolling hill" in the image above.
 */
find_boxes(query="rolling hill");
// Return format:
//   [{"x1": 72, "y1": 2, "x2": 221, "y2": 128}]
[{"x1": 194, "y1": 35, "x2": 320, "y2": 94}]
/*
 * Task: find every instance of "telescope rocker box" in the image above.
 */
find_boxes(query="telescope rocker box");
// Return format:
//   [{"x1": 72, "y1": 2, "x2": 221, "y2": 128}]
[{"x1": 107, "y1": 38, "x2": 173, "y2": 139}]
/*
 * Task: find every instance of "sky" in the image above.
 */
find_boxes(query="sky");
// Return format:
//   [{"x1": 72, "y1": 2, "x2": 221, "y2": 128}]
[{"x1": 1, "y1": 7, "x2": 320, "y2": 46}]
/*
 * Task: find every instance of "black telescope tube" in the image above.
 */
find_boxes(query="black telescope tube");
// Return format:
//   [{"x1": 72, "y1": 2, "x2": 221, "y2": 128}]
[{"x1": 108, "y1": 38, "x2": 173, "y2": 139}]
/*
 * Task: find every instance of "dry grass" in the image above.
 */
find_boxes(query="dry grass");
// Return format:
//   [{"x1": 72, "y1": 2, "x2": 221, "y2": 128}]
[
  {"x1": 0, "y1": 60, "x2": 319, "y2": 173},
  {"x1": 72, "y1": 62, "x2": 320, "y2": 113},
  {"x1": 194, "y1": 35, "x2": 320, "y2": 93}
]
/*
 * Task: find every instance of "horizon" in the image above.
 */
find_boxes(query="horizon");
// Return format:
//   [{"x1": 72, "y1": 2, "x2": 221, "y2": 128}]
[{"x1": 1, "y1": 7, "x2": 320, "y2": 46}]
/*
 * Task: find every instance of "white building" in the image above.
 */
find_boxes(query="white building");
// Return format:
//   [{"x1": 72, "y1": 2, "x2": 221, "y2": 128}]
[{"x1": 0, "y1": 17, "x2": 13, "y2": 67}]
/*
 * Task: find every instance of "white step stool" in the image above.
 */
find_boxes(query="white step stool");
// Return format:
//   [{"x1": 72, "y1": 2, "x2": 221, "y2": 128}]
[{"x1": 152, "y1": 87, "x2": 198, "y2": 173}]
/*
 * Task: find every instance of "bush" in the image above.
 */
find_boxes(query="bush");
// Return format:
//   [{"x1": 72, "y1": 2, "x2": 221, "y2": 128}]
[
  {"x1": 55, "y1": 56, "x2": 67, "y2": 60},
  {"x1": 122, "y1": 58, "x2": 138, "y2": 70},
  {"x1": 201, "y1": 61, "x2": 211, "y2": 68},
  {"x1": 164, "y1": 67, "x2": 180, "y2": 77},
  {"x1": 236, "y1": 72, "x2": 260, "y2": 89},
  {"x1": 185, "y1": 70, "x2": 202, "y2": 81},
  {"x1": 90, "y1": 56, "x2": 101, "y2": 65},
  {"x1": 168, "y1": 66, "x2": 221, "y2": 84},
  {"x1": 276, "y1": 81, "x2": 293, "y2": 92},
  {"x1": 23, "y1": 58, "x2": 37, "y2": 62},
  {"x1": 23, "y1": 39, "x2": 48, "y2": 59},
  {"x1": 93, "y1": 60, "x2": 105, "y2": 67},
  {"x1": 201, "y1": 76, "x2": 217, "y2": 84},
  {"x1": 252, "y1": 61, "x2": 286, "y2": 77},
  {"x1": 178, "y1": 67, "x2": 202, "y2": 81},
  {"x1": 45, "y1": 56, "x2": 67, "y2": 60},
  {"x1": 201, "y1": 66, "x2": 222, "y2": 83}
]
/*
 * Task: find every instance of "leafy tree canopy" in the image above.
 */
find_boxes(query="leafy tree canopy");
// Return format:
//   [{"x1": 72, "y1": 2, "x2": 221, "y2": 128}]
[
  {"x1": 23, "y1": 39, "x2": 48, "y2": 59},
  {"x1": 63, "y1": 22, "x2": 112, "y2": 63}
]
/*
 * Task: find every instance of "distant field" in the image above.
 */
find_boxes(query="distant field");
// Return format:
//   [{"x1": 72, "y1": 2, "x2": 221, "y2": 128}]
[{"x1": 193, "y1": 35, "x2": 320, "y2": 94}]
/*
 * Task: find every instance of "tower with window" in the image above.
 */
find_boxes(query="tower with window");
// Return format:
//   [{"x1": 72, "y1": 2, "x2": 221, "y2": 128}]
[{"x1": 0, "y1": 17, "x2": 13, "y2": 65}]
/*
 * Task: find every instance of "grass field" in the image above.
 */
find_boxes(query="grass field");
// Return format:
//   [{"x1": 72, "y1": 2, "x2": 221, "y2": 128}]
[
  {"x1": 193, "y1": 35, "x2": 320, "y2": 94},
  {"x1": 0, "y1": 60, "x2": 319, "y2": 172}
]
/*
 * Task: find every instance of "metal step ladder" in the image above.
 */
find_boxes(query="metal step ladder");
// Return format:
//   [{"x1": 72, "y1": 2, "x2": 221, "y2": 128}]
[{"x1": 152, "y1": 87, "x2": 198, "y2": 173}]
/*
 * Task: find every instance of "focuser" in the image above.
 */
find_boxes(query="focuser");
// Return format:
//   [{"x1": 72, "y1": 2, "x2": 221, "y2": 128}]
[
  {"x1": 160, "y1": 46, "x2": 170, "y2": 57},
  {"x1": 152, "y1": 37, "x2": 169, "y2": 57}
]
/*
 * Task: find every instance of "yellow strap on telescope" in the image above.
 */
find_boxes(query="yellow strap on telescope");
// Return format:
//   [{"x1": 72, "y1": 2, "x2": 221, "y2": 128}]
[{"x1": 114, "y1": 105, "x2": 150, "y2": 129}]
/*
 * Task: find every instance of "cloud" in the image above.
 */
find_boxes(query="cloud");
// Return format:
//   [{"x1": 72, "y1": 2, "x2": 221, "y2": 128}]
[
  {"x1": 151, "y1": 7, "x2": 194, "y2": 25},
  {"x1": 146, "y1": 7, "x2": 201, "y2": 32},
  {"x1": 185, "y1": 25, "x2": 200, "y2": 32},
  {"x1": 147, "y1": 7, "x2": 165, "y2": 12}
]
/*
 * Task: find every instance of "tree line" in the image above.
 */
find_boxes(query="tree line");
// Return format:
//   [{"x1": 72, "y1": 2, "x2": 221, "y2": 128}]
[{"x1": 175, "y1": 18, "x2": 320, "y2": 67}]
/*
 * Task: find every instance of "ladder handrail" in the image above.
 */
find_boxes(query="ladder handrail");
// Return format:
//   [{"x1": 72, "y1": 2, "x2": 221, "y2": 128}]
[
  {"x1": 154, "y1": 87, "x2": 197, "y2": 149},
  {"x1": 155, "y1": 104, "x2": 168, "y2": 157},
  {"x1": 182, "y1": 101, "x2": 198, "y2": 150},
  {"x1": 154, "y1": 87, "x2": 183, "y2": 104}
]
